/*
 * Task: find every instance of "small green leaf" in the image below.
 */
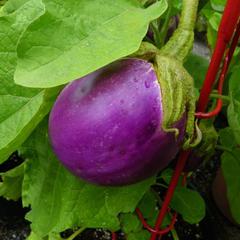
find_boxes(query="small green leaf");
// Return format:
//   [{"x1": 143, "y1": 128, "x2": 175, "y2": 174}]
[
  {"x1": 160, "y1": 168, "x2": 173, "y2": 184},
  {"x1": 21, "y1": 120, "x2": 154, "y2": 237},
  {"x1": 137, "y1": 189, "x2": 171, "y2": 227},
  {"x1": 138, "y1": 190, "x2": 157, "y2": 220},
  {"x1": 210, "y1": 0, "x2": 226, "y2": 12},
  {"x1": 120, "y1": 213, "x2": 141, "y2": 234},
  {"x1": 120, "y1": 212, "x2": 151, "y2": 240},
  {"x1": 221, "y1": 150, "x2": 240, "y2": 224},
  {"x1": 15, "y1": 0, "x2": 168, "y2": 88},
  {"x1": 171, "y1": 187, "x2": 205, "y2": 224},
  {"x1": 0, "y1": 163, "x2": 24, "y2": 200},
  {"x1": 208, "y1": 12, "x2": 221, "y2": 31}
]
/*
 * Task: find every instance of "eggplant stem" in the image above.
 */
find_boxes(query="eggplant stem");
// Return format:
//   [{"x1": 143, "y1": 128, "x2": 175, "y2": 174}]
[{"x1": 159, "y1": 0, "x2": 199, "y2": 62}]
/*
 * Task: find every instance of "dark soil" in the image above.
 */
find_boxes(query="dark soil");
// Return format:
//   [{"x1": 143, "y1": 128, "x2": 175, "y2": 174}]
[{"x1": 0, "y1": 198, "x2": 30, "y2": 240}]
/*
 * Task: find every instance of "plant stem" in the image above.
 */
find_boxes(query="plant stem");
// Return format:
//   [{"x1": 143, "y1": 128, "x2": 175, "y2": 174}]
[
  {"x1": 66, "y1": 228, "x2": 85, "y2": 240},
  {"x1": 158, "y1": 0, "x2": 173, "y2": 48},
  {"x1": 159, "y1": 0, "x2": 199, "y2": 62},
  {"x1": 171, "y1": 229, "x2": 180, "y2": 240},
  {"x1": 210, "y1": 93, "x2": 240, "y2": 106},
  {"x1": 210, "y1": 93, "x2": 230, "y2": 102},
  {"x1": 151, "y1": 21, "x2": 162, "y2": 48},
  {"x1": 153, "y1": 182, "x2": 168, "y2": 188},
  {"x1": 178, "y1": 0, "x2": 198, "y2": 31},
  {"x1": 215, "y1": 145, "x2": 232, "y2": 153}
]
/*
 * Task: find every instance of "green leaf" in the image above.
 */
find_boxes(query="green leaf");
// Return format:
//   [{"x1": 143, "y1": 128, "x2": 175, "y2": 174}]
[
  {"x1": 137, "y1": 189, "x2": 171, "y2": 227},
  {"x1": 184, "y1": 53, "x2": 209, "y2": 90},
  {"x1": 0, "y1": 163, "x2": 24, "y2": 200},
  {"x1": 229, "y1": 67, "x2": 240, "y2": 101},
  {"x1": 227, "y1": 95, "x2": 240, "y2": 145},
  {"x1": 138, "y1": 190, "x2": 157, "y2": 220},
  {"x1": 21, "y1": 120, "x2": 154, "y2": 237},
  {"x1": 219, "y1": 127, "x2": 237, "y2": 149},
  {"x1": 0, "y1": 89, "x2": 60, "y2": 164},
  {"x1": 0, "y1": 0, "x2": 44, "y2": 97},
  {"x1": 14, "y1": 0, "x2": 168, "y2": 88},
  {"x1": 208, "y1": 12, "x2": 221, "y2": 31},
  {"x1": 0, "y1": 0, "x2": 58, "y2": 163},
  {"x1": 120, "y1": 212, "x2": 150, "y2": 240},
  {"x1": 205, "y1": 11, "x2": 221, "y2": 49},
  {"x1": 27, "y1": 232, "x2": 43, "y2": 240},
  {"x1": 128, "y1": 231, "x2": 150, "y2": 240},
  {"x1": 171, "y1": 187, "x2": 205, "y2": 224},
  {"x1": 27, "y1": 232, "x2": 62, "y2": 240},
  {"x1": 227, "y1": 67, "x2": 240, "y2": 145},
  {"x1": 120, "y1": 213, "x2": 141, "y2": 234},
  {"x1": 210, "y1": 0, "x2": 226, "y2": 12},
  {"x1": 160, "y1": 168, "x2": 173, "y2": 184},
  {"x1": 221, "y1": 150, "x2": 240, "y2": 224}
]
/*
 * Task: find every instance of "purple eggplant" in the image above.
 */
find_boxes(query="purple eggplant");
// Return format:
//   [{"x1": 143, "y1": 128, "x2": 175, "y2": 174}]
[{"x1": 49, "y1": 58, "x2": 188, "y2": 186}]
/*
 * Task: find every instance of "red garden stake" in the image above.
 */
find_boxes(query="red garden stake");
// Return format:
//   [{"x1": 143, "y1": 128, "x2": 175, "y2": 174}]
[
  {"x1": 195, "y1": 19, "x2": 240, "y2": 119},
  {"x1": 196, "y1": 19, "x2": 240, "y2": 118},
  {"x1": 112, "y1": 232, "x2": 117, "y2": 240},
  {"x1": 197, "y1": 0, "x2": 240, "y2": 112},
  {"x1": 148, "y1": 150, "x2": 191, "y2": 240}
]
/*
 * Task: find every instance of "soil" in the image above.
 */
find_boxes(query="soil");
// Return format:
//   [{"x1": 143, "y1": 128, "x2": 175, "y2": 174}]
[{"x1": 0, "y1": 198, "x2": 30, "y2": 240}]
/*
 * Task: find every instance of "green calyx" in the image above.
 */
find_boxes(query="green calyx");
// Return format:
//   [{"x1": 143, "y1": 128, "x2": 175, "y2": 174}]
[
  {"x1": 131, "y1": 42, "x2": 198, "y2": 148},
  {"x1": 154, "y1": 54, "x2": 196, "y2": 148}
]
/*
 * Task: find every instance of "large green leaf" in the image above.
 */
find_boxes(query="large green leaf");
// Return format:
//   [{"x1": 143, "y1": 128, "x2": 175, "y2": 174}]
[
  {"x1": 21, "y1": 120, "x2": 154, "y2": 237},
  {"x1": 0, "y1": 0, "x2": 58, "y2": 163},
  {"x1": 219, "y1": 127, "x2": 238, "y2": 149},
  {"x1": 218, "y1": 127, "x2": 240, "y2": 223},
  {"x1": 228, "y1": 99, "x2": 240, "y2": 144},
  {"x1": 14, "y1": 0, "x2": 167, "y2": 88},
  {"x1": 227, "y1": 67, "x2": 240, "y2": 145},
  {"x1": 0, "y1": 0, "x2": 43, "y2": 97},
  {"x1": 221, "y1": 150, "x2": 240, "y2": 224},
  {"x1": 0, "y1": 89, "x2": 60, "y2": 164},
  {"x1": 228, "y1": 67, "x2": 240, "y2": 101},
  {"x1": 0, "y1": 163, "x2": 24, "y2": 200}
]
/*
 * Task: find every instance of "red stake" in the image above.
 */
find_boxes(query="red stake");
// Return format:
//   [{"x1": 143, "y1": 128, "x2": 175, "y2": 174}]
[
  {"x1": 149, "y1": 150, "x2": 191, "y2": 240},
  {"x1": 196, "y1": 19, "x2": 240, "y2": 119},
  {"x1": 112, "y1": 232, "x2": 117, "y2": 240},
  {"x1": 136, "y1": 208, "x2": 177, "y2": 235},
  {"x1": 197, "y1": 0, "x2": 240, "y2": 112}
]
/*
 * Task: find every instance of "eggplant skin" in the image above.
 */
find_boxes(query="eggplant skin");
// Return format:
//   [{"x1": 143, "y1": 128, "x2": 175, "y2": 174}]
[{"x1": 49, "y1": 58, "x2": 186, "y2": 186}]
